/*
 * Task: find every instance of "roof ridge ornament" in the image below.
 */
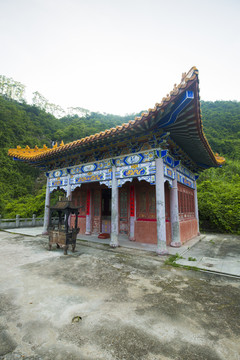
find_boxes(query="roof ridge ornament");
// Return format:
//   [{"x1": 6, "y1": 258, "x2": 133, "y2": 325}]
[
  {"x1": 8, "y1": 144, "x2": 51, "y2": 158},
  {"x1": 215, "y1": 153, "x2": 225, "y2": 164},
  {"x1": 181, "y1": 72, "x2": 187, "y2": 81}
]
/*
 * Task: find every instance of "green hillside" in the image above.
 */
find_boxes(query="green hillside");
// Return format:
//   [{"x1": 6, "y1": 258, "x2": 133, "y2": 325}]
[
  {"x1": 0, "y1": 94, "x2": 239, "y2": 234},
  {"x1": 198, "y1": 101, "x2": 240, "y2": 234},
  {"x1": 0, "y1": 96, "x2": 60, "y2": 215},
  {"x1": 201, "y1": 101, "x2": 240, "y2": 160},
  {"x1": 0, "y1": 95, "x2": 138, "y2": 217}
]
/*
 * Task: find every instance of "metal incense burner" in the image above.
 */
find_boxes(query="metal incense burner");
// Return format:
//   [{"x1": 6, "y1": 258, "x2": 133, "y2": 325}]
[{"x1": 48, "y1": 198, "x2": 80, "y2": 255}]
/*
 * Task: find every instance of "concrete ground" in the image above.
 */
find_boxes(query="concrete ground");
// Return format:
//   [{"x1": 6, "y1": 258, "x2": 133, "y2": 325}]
[
  {"x1": 3, "y1": 227, "x2": 198, "y2": 255},
  {"x1": 175, "y1": 233, "x2": 240, "y2": 277},
  {"x1": 0, "y1": 230, "x2": 240, "y2": 360},
  {"x1": 4, "y1": 227, "x2": 240, "y2": 277}
]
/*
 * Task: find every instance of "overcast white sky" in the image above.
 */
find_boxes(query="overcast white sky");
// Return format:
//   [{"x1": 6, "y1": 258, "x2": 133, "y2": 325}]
[{"x1": 1, "y1": 0, "x2": 239, "y2": 115}]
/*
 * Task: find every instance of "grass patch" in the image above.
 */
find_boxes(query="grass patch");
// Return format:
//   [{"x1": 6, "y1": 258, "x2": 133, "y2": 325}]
[
  {"x1": 164, "y1": 253, "x2": 183, "y2": 267},
  {"x1": 165, "y1": 253, "x2": 200, "y2": 271},
  {"x1": 188, "y1": 256, "x2": 197, "y2": 261},
  {"x1": 183, "y1": 265, "x2": 200, "y2": 271}
]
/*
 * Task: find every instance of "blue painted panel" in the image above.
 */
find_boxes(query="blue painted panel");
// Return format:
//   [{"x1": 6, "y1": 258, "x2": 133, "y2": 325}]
[
  {"x1": 161, "y1": 150, "x2": 168, "y2": 157},
  {"x1": 81, "y1": 163, "x2": 97, "y2": 173},
  {"x1": 53, "y1": 170, "x2": 62, "y2": 178},
  {"x1": 163, "y1": 156, "x2": 174, "y2": 167},
  {"x1": 75, "y1": 174, "x2": 104, "y2": 184},
  {"x1": 158, "y1": 91, "x2": 194, "y2": 128},
  {"x1": 177, "y1": 172, "x2": 195, "y2": 189},
  {"x1": 123, "y1": 153, "x2": 144, "y2": 165},
  {"x1": 123, "y1": 168, "x2": 146, "y2": 177}
]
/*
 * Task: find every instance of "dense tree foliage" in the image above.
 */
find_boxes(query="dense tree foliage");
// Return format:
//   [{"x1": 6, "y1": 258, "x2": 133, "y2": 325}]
[
  {"x1": 201, "y1": 101, "x2": 240, "y2": 160},
  {"x1": 197, "y1": 159, "x2": 240, "y2": 234},
  {"x1": 0, "y1": 95, "x2": 139, "y2": 217},
  {"x1": 54, "y1": 112, "x2": 137, "y2": 143},
  {"x1": 0, "y1": 95, "x2": 63, "y2": 217},
  {"x1": 0, "y1": 75, "x2": 26, "y2": 102},
  {"x1": 197, "y1": 101, "x2": 240, "y2": 234},
  {"x1": 0, "y1": 93, "x2": 239, "y2": 234}
]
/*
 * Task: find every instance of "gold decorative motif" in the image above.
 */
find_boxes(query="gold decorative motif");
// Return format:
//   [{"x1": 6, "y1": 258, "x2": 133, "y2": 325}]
[
  {"x1": 215, "y1": 153, "x2": 225, "y2": 164},
  {"x1": 8, "y1": 144, "x2": 51, "y2": 159}
]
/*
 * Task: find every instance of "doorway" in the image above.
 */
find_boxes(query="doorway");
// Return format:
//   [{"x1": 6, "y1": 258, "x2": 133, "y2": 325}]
[{"x1": 101, "y1": 188, "x2": 111, "y2": 233}]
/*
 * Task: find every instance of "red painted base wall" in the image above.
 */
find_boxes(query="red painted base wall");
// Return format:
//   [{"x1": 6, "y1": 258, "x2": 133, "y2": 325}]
[
  {"x1": 70, "y1": 216, "x2": 86, "y2": 234},
  {"x1": 134, "y1": 220, "x2": 172, "y2": 245},
  {"x1": 166, "y1": 222, "x2": 171, "y2": 246},
  {"x1": 179, "y1": 218, "x2": 198, "y2": 244},
  {"x1": 134, "y1": 219, "x2": 198, "y2": 245},
  {"x1": 135, "y1": 221, "x2": 157, "y2": 244}
]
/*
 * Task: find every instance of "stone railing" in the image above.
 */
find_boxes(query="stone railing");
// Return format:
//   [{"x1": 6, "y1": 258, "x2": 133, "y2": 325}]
[
  {"x1": 0, "y1": 215, "x2": 58, "y2": 230},
  {"x1": 0, "y1": 214, "x2": 44, "y2": 229}
]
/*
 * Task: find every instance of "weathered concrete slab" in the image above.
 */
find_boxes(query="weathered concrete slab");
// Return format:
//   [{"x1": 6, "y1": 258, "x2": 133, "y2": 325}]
[
  {"x1": 3, "y1": 229, "x2": 240, "y2": 277},
  {"x1": 3, "y1": 227, "x2": 44, "y2": 237},
  {"x1": 2, "y1": 228, "x2": 203, "y2": 255},
  {"x1": 0, "y1": 231, "x2": 240, "y2": 360},
  {"x1": 175, "y1": 234, "x2": 240, "y2": 277}
]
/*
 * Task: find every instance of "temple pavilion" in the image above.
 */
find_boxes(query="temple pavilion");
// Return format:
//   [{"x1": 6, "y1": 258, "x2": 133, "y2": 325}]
[{"x1": 8, "y1": 67, "x2": 224, "y2": 254}]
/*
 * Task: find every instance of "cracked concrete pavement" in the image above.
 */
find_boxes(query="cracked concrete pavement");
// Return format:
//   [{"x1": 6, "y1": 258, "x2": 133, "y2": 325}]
[
  {"x1": 175, "y1": 234, "x2": 240, "y2": 277},
  {"x1": 0, "y1": 231, "x2": 240, "y2": 360}
]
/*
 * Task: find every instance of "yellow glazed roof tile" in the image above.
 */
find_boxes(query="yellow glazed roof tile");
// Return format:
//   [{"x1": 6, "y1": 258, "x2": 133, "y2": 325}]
[{"x1": 8, "y1": 66, "x2": 223, "y2": 167}]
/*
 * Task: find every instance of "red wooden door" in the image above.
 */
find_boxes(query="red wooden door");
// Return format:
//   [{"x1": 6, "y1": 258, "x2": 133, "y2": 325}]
[
  {"x1": 92, "y1": 188, "x2": 101, "y2": 233},
  {"x1": 119, "y1": 187, "x2": 129, "y2": 235}
]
